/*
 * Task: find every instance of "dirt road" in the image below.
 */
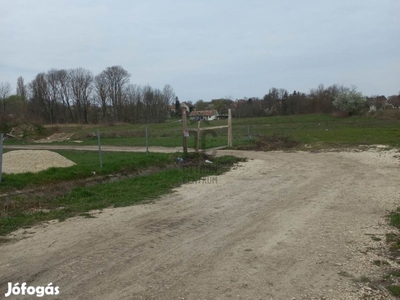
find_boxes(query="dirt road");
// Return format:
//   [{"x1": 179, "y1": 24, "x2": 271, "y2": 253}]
[
  {"x1": 1, "y1": 149, "x2": 400, "y2": 299},
  {"x1": 3, "y1": 145, "x2": 187, "y2": 153}
]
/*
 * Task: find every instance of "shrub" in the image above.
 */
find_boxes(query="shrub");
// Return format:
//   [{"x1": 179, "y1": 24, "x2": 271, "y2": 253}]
[{"x1": 333, "y1": 87, "x2": 366, "y2": 116}]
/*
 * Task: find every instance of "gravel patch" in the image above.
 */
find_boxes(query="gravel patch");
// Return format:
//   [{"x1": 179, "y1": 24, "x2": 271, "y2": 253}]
[{"x1": 2, "y1": 150, "x2": 76, "y2": 174}]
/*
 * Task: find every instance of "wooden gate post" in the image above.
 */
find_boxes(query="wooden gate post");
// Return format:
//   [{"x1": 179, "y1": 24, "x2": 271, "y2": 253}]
[
  {"x1": 228, "y1": 109, "x2": 233, "y2": 147},
  {"x1": 196, "y1": 120, "x2": 201, "y2": 152},
  {"x1": 182, "y1": 109, "x2": 188, "y2": 154}
]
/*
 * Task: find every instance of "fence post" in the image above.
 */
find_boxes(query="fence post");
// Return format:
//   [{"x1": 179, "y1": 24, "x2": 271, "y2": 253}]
[
  {"x1": 146, "y1": 126, "x2": 149, "y2": 155},
  {"x1": 228, "y1": 109, "x2": 233, "y2": 147},
  {"x1": 247, "y1": 124, "x2": 252, "y2": 140},
  {"x1": 182, "y1": 109, "x2": 188, "y2": 154},
  {"x1": 196, "y1": 121, "x2": 200, "y2": 152},
  {"x1": 97, "y1": 129, "x2": 103, "y2": 168}
]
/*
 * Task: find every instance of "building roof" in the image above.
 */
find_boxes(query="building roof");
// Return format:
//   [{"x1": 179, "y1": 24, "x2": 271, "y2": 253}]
[
  {"x1": 190, "y1": 110, "x2": 218, "y2": 117},
  {"x1": 182, "y1": 101, "x2": 194, "y2": 107}
]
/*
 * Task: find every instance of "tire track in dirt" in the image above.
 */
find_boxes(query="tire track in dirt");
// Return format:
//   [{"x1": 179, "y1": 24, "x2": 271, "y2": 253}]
[{"x1": 0, "y1": 149, "x2": 400, "y2": 299}]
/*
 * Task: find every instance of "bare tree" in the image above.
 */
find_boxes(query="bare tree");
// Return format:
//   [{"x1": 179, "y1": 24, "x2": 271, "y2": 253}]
[
  {"x1": 56, "y1": 69, "x2": 74, "y2": 122},
  {"x1": 25, "y1": 65, "x2": 177, "y2": 124},
  {"x1": 309, "y1": 84, "x2": 341, "y2": 114},
  {"x1": 162, "y1": 84, "x2": 176, "y2": 106},
  {"x1": 0, "y1": 82, "x2": 12, "y2": 117},
  {"x1": 45, "y1": 69, "x2": 69, "y2": 123},
  {"x1": 29, "y1": 73, "x2": 55, "y2": 123},
  {"x1": 69, "y1": 68, "x2": 93, "y2": 123},
  {"x1": 263, "y1": 87, "x2": 286, "y2": 115},
  {"x1": 94, "y1": 73, "x2": 110, "y2": 121},
  {"x1": 101, "y1": 66, "x2": 130, "y2": 122},
  {"x1": 16, "y1": 76, "x2": 27, "y2": 100},
  {"x1": 125, "y1": 84, "x2": 143, "y2": 123},
  {"x1": 388, "y1": 94, "x2": 400, "y2": 108},
  {"x1": 0, "y1": 82, "x2": 11, "y2": 99}
]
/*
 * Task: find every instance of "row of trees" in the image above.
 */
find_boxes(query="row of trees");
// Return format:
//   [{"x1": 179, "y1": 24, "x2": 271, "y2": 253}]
[
  {"x1": 1, "y1": 73, "x2": 399, "y2": 124},
  {"x1": 194, "y1": 84, "x2": 400, "y2": 118},
  {"x1": 1, "y1": 66, "x2": 176, "y2": 124}
]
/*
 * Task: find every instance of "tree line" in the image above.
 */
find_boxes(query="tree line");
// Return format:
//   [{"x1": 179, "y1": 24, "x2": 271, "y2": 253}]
[
  {"x1": 194, "y1": 84, "x2": 400, "y2": 118},
  {"x1": 1, "y1": 72, "x2": 399, "y2": 125},
  {"x1": 0, "y1": 66, "x2": 176, "y2": 124}
]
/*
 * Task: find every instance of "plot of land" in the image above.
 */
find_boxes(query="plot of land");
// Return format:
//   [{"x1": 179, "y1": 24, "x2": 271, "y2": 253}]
[{"x1": 0, "y1": 149, "x2": 400, "y2": 299}]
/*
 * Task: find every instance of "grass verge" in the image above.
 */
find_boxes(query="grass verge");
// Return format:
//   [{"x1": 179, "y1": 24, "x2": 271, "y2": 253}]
[
  {"x1": 367, "y1": 208, "x2": 400, "y2": 297},
  {"x1": 0, "y1": 152, "x2": 243, "y2": 237},
  {"x1": 0, "y1": 150, "x2": 175, "y2": 191}
]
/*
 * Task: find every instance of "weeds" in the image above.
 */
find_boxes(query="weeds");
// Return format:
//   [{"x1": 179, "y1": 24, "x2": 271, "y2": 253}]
[
  {"x1": 366, "y1": 208, "x2": 400, "y2": 296},
  {"x1": 389, "y1": 208, "x2": 400, "y2": 228},
  {"x1": 373, "y1": 260, "x2": 389, "y2": 266},
  {"x1": 387, "y1": 285, "x2": 400, "y2": 297},
  {"x1": 236, "y1": 134, "x2": 300, "y2": 151},
  {"x1": 357, "y1": 276, "x2": 371, "y2": 283}
]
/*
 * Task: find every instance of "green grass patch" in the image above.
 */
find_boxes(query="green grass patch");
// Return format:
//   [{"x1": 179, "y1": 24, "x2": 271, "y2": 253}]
[
  {"x1": 388, "y1": 270, "x2": 400, "y2": 278},
  {"x1": 6, "y1": 114, "x2": 400, "y2": 149},
  {"x1": 387, "y1": 285, "x2": 400, "y2": 297},
  {"x1": 386, "y1": 209, "x2": 400, "y2": 253},
  {"x1": 371, "y1": 236, "x2": 382, "y2": 241},
  {"x1": 0, "y1": 154, "x2": 242, "y2": 236},
  {"x1": 373, "y1": 260, "x2": 389, "y2": 266},
  {"x1": 0, "y1": 151, "x2": 175, "y2": 191},
  {"x1": 389, "y1": 208, "x2": 400, "y2": 229},
  {"x1": 236, "y1": 134, "x2": 300, "y2": 151},
  {"x1": 356, "y1": 276, "x2": 371, "y2": 283},
  {"x1": 372, "y1": 208, "x2": 400, "y2": 296}
]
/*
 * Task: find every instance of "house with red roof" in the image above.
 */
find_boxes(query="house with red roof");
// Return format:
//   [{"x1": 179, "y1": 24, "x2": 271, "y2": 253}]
[{"x1": 189, "y1": 110, "x2": 219, "y2": 121}]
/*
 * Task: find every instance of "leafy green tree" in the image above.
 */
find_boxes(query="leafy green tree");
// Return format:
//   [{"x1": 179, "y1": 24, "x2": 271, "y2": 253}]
[
  {"x1": 333, "y1": 87, "x2": 366, "y2": 115},
  {"x1": 211, "y1": 98, "x2": 233, "y2": 114},
  {"x1": 195, "y1": 99, "x2": 208, "y2": 110}
]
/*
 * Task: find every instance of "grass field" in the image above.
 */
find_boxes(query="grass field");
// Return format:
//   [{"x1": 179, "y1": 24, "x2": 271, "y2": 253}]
[
  {"x1": 8, "y1": 114, "x2": 400, "y2": 149},
  {"x1": 1, "y1": 113, "x2": 400, "y2": 238}
]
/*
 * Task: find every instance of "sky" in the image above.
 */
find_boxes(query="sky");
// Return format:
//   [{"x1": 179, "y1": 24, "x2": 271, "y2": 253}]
[{"x1": 1, "y1": 0, "x2": 399, "y2": 101}]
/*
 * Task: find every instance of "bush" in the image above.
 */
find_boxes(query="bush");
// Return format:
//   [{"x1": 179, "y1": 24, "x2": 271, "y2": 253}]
[
  {"x1": 372, "y1": 109, "x2": 400, "y2": 120},
  {"x1": 333, "y1": 88, "x2": 366, "y2": 116}
]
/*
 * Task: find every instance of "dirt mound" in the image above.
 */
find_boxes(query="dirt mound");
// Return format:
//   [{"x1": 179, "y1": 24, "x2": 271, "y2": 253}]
[
  {"x1": 35, "y1": 133, "x2": 75, "y2": 143},
  {"x1": 7, "y1": 124, "x2": 46, "y2": 139},
  {"x1": 2, "y1": 150, "x2": 76, "y2": 174}
]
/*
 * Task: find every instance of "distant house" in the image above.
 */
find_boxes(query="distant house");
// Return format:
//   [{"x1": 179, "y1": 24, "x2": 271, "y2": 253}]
[
  {"x1": 167, "y1": 105, "x2": 176, "y2": 118},
  {"x1": 181, "y1": 102, "x2": 194, "y2": 113},
  {"x1": 168, "y1": 105, "x2": 176, "y2": 114},
  {"x1": 190, "y1": 110, "x2": 219, "y2": 121}
]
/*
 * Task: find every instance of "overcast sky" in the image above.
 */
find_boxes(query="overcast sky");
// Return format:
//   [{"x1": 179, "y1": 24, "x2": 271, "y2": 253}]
[{"x1": 1, "y1": 0, "x2": 399, "y2": 101}]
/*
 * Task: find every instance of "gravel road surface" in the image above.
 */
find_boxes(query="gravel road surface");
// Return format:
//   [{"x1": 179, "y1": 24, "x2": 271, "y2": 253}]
[{"x1": 1, "y1": 149, "x2": 399, "y2": 299}]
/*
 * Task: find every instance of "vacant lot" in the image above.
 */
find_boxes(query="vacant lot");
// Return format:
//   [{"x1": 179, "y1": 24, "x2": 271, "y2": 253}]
[
  {"x1": 6, "y1": 114, "x2": 400, "y2": 149},
  {"x1": 1, "y1": 148, "x2": 399, "y2": 299}
]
